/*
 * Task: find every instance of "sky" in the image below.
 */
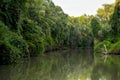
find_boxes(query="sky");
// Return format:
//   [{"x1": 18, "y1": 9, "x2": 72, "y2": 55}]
[{"x1": 52, "y1": 0, "x2": 115, "y2": 16}]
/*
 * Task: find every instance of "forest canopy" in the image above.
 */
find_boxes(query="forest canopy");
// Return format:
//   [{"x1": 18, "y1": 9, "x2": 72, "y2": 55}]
[{"x1": 0, "y1": 0, "x2": 119, "y2": 64}]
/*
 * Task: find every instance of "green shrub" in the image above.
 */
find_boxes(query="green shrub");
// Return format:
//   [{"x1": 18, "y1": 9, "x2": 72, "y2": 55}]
[
  {"x1": 0, "y1": 33, "x2": 29, "y2": 64},
  {"x1": 20, "y1": 18, "x2": 45, "y2": 55},
  {"x1": 0, "y1": 21, "x2": 8, "y2": 40},
  {"x1": 0, "y1": 21, "x2": 28, "y2": 64},
  {"x1": 44, "y1": 35, "x2": 54, "y2": 50},
  {"x1": 107, "y1": 36, "x2": 120, "y2": 43},
  {"x1": 98, "y1": 23, "x2": 111, "y2": 40},
  {"x1": 94, "y1": 40, "x2": 112, "y2": 54},
  {"x1": 8, "y1": 32, "x2": 29, "y2": 56},
  {"x1": 109, "y1": 40, "x2": 120, "y2": 54},
  {"x1": 0, "y1": 41, "x2": 21, "y2": 64}
]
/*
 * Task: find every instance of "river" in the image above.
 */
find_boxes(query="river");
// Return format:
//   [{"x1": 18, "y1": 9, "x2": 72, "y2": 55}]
[{"x1": 0, "y1": 49, "x2": 120, "y2": 80}]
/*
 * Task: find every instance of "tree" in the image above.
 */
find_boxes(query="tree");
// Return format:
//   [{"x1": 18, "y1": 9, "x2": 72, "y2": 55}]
[
  {"x1": 110, "y1": 0, "x2": 120, "y2": 36},
  {"x1": 97, "y1": 3, "x2": 114, "y2": 23},
  {"x1": 91, "y1": 17, "x2": 101, "y2": 38},
  {"x1": 0, "y1": 0, "x2": 28, "y2": 30}
]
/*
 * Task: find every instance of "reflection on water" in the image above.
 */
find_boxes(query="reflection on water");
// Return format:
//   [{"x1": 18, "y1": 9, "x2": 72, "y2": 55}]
[{"x1": 0, "y1": 49, "x2": 120, "y2": 80}]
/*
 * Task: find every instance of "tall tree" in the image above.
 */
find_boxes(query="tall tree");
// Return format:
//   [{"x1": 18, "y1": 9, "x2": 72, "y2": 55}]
[
  {"x1": 110, "y1": 0, "x2": 120, "y2": 36},
  {"x1": 91, "y1": 17, "x2": 101, "y2": 38}
]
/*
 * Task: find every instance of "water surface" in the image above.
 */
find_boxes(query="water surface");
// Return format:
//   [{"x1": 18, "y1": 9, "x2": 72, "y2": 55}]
[{"x1": 0, "y1": 49, "x2": 120, "y2": 80}]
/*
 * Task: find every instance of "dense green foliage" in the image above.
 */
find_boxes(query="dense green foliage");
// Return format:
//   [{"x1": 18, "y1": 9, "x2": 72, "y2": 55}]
[
  {"x1": 109, "y1": 40, "x2": 120, "y2": 54},
  {"x1": 0, "y1": 0, "x2": 119, "y2": 64},
  {"x1": 94, "y1": 40, "x2": 112, "y2": 54},
  {"x1": 110, "y1": 0, "x2": 120, "y2": 36},
  {"x1": 0, "y1": 21, "x2": 28, "y2": 64},
  {"x1": 0, "y1": 0, "x2": 93, "y2": 64},
  {"x1": 94, "y1": 0, "x2": 120, "y2": 55},
  {"x1": 90, "y1": 17, "x2": 101, "y2": 38}
]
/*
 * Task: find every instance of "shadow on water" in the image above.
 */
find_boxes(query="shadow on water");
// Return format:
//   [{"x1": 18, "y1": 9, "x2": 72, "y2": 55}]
[{"x1": 0, "y1": 49, "x2": 120, "y2": 80}]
